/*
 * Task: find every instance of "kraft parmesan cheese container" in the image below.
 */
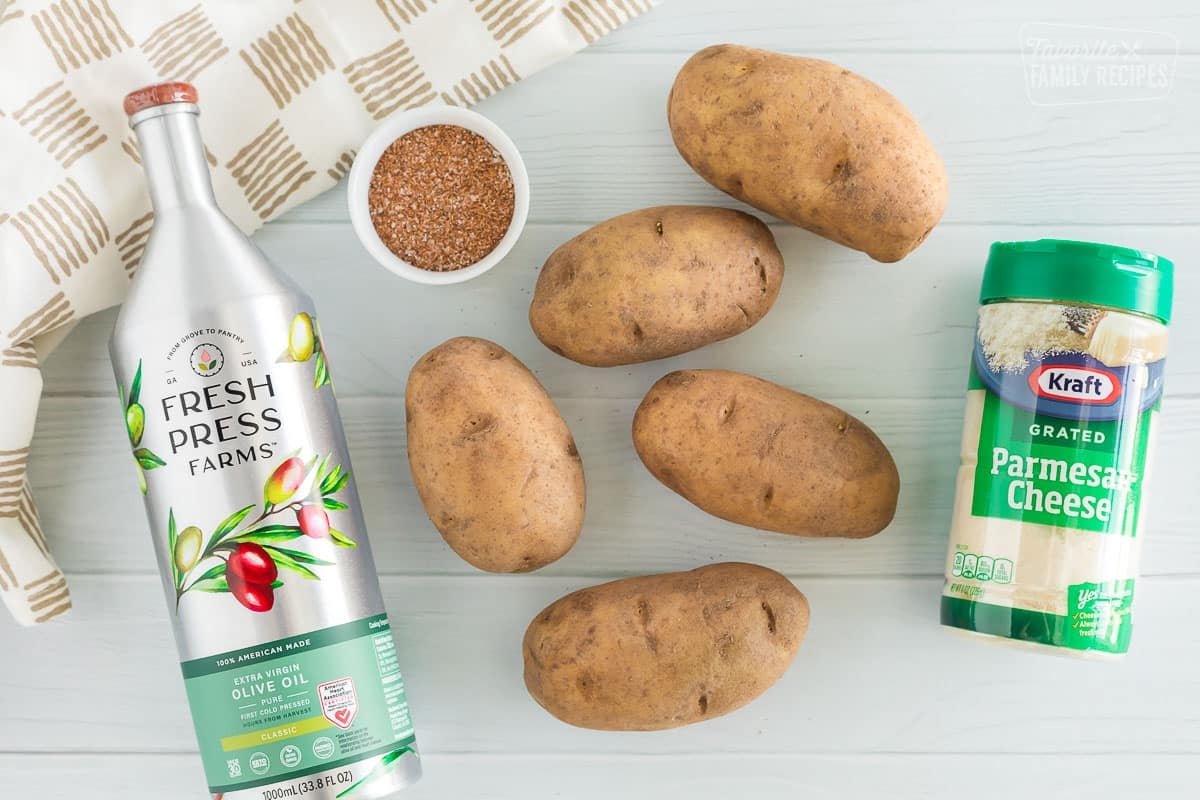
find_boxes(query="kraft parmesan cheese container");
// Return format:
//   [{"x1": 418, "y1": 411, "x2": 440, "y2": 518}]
[{"x1": 941, "y1": 240, "x2": 1174, "y2": 658}]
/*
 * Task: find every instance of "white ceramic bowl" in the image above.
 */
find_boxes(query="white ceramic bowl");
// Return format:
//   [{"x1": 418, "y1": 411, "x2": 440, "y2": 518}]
[{"x1": 347, "y1": 106, "x2": 530, "y2": 285}]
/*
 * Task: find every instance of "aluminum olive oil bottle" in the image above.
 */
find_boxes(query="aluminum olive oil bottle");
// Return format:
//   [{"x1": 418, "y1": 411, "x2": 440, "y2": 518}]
[{"x1": 110, "y1": 83, "x2": 421, "y2": 799}]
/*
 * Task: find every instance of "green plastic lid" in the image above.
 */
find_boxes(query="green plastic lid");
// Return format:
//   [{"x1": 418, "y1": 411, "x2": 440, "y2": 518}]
[{"x1": 981, "y1": 239, "x2": 1174, "y2": 324}]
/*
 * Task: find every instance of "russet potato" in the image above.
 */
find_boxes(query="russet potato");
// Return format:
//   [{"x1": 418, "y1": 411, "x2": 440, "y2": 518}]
[
  {"x1": 529, "y1": 205, "x2": 784, "y2": 366},
  {"x1": 523, "y1": 562, "x2": 809, "y2": 730},
  {"x1": 405, "y1": 337, "x2": 585, "y2": 572},
  {"x1": 633, "y1": 369, "x2": 899, "y2": 538},
  {"x1": 668, "y1": 45, "x2": 948, "y2": 262}
]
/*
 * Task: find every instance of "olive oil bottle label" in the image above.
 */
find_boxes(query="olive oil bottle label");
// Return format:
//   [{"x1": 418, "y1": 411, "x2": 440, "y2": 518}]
[
  {"x1": 112, "y1": 295, "x2": 419, "y2": 795},
  {"x1": 942, "y1": 302, "x2": 1167, "y2": 655},
  {"x1": 183, "y1": 614, "x2": 415, "y2": 795}
]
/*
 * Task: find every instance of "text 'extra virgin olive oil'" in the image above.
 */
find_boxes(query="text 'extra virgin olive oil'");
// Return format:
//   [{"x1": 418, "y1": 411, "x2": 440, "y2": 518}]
[{"x1": 109, "y1": 83, "x2": 421, "y2": 800}]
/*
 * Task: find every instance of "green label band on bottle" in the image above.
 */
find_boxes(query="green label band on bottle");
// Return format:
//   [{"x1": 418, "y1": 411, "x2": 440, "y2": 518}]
[{"x1": 183, "y1": 614, "x2": 416, "y2": 793}]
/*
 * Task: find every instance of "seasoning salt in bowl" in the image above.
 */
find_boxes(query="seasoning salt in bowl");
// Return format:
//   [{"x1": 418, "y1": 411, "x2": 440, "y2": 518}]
[{"x1": 348, "y1": 106, "x2": 530, "y2": 285}]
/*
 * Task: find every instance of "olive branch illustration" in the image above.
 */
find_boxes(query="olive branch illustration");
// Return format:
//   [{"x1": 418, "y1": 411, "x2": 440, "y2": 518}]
[
  {"x1": 119, "y1": 359, "x2": 166, "y2": 494},
  {"x1": 282, "y1": 311, "x2": 333, "y2": 390},
  {"x1": 169, "y1": 451, "x2": 357, "y2": 613}
]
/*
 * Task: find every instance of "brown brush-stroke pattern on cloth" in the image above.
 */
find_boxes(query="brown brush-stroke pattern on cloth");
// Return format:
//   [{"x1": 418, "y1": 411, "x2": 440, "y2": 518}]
[
  {"x1": 30, "y1": 0, "x2": 132, "y2": 72},
  {"x1": 441, "y1": 54, "x2": 521, "y2": 105},
  {"x1": 327, "y1": 150, "x2": 356, "y2": 183},
  {"x1": 227, "y1": 119, "x2": 316, "y2": 219},
  {"x1": 474, "y1": 0, "x2": 556, "y2": 47},
  {"x1": 375, "y1": 0, "x2": 437, "y2": 29},
  {"x1": 0, "y1": 4, "x2": 24, "y2": 25},
  {"x1": 343, "y1": 38, "x2": 436, "y2": 120},
  {"x1": 140, "y1": 4, "x2": 229, "y2": 82},
  {"x1": 6, "y1": 292, "x2": 75, "y2": 343},
  {"x1": 562, "y1": 0, "x2": 651, "y2": 43},
  {"x1": 1, "y1": 342, "x2": 39, "y2": 369},
  {"x1": 0, "y1": 449, "x2": 31, "y2": 520},
  {"x1": 240, "y1": 13, "x2": 335, "y2": 110},
  {"x1": 9, "y1": 180, "x2": 109, "y2": 286},
  {"x1": 114, "y1": 210, "x2": 154, "y2": 278},
  {"x1": 12, "y1": 81, "x2": 108, "y2": 169}
]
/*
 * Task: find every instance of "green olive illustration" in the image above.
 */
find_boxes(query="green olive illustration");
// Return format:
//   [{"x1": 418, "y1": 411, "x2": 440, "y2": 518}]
[
  {"x1": 126, "y1": 403, "x2": 145, "y2": 447},
  {"x1": 289, "y1": 313, "x2": 315, "y2": 362},
  {"x1": 174, "y1": 526, "x2": 203, "y2": 573}
]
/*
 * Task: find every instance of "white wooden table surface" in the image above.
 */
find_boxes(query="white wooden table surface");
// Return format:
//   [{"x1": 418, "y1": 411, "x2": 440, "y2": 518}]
[{"x1": 4, "y1": 2, "x2": 1200, "y2": 797}]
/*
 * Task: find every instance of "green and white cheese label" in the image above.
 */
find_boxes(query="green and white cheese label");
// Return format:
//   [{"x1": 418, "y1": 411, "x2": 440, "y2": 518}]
[
  {"x1": 942, "y1": 302, "x2": 1167, "y2": 655},
  {"x1": 971, "y1": 388, "x2": 1153, "y2": 534}
]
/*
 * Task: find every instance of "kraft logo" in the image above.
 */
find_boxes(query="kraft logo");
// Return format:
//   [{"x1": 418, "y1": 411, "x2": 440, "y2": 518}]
[{"x1": 1028, "y1": 364, "x2": 1121, "y2": 404}]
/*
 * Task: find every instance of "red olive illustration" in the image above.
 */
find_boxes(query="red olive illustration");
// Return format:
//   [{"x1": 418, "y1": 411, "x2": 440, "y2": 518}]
[
  {"x1": 297, "y1": 505, "x2": 330, "y2": 539},
  {"x1": 264, "y1": 456, "x2": 306, "y2": 505},
  {"x1": 227, "y1": 542, "x2": 279, "y2": 585},
  {"x1": 227, "y1": 569, "x2": 275, "y2": 613}
]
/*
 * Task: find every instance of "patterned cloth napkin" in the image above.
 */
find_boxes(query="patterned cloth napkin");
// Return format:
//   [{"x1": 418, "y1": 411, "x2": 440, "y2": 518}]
[{"x1": 0, "y1": 0, "x2": 656, "y2": 626}]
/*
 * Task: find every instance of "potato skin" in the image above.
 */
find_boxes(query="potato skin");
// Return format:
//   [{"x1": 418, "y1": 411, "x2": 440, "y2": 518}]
[
  {"x1": 405, "y1": 337, "x2": 585, "y2": 572},
  {"x1": 529, "y1": 206, "x2": 784, "y2": 367},
  {"x1": 667, "y1": 45, "x2": 948, "y2": 263},
  {"x1": 633, "y1": 370, "x2": 899, "y2": 538},
  {"x1": 523, "y1": 562, "x2": 808, "y2": 730}
]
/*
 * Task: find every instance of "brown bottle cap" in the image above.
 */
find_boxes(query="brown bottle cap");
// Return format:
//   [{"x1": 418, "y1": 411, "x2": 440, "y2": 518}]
[{"x1": 123, "y1": 82, "x2": 198, "y2": 116}]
